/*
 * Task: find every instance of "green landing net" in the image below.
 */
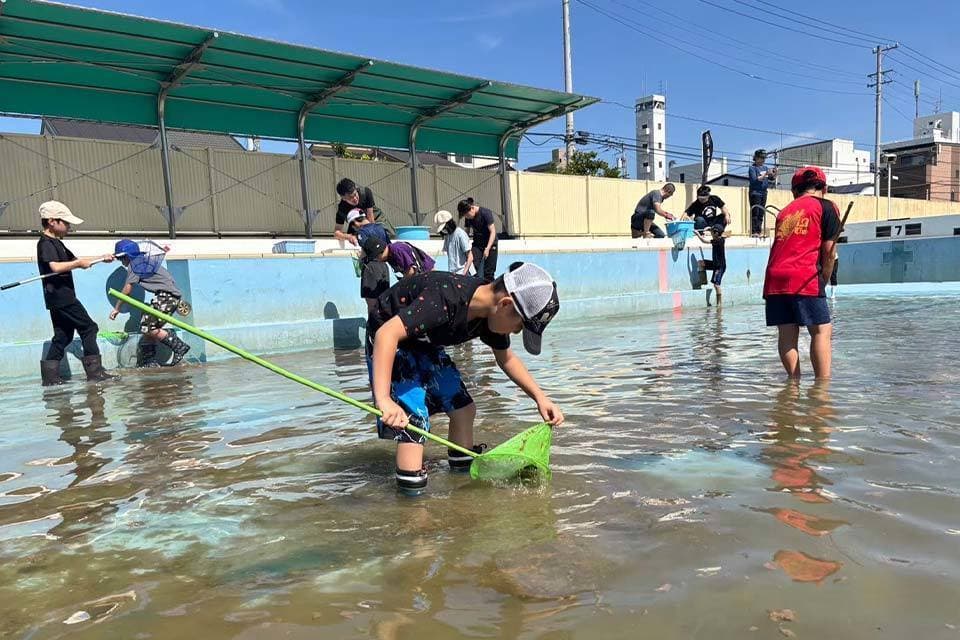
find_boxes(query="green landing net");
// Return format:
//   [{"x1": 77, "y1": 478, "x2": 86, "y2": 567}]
[{"x1": 469, "y1": 422, "x2": 553, "y2": 481}]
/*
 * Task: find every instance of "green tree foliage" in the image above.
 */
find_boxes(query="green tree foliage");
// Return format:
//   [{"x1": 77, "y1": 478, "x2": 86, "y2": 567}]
[{"x1": 553, "y1": 150, "x2": 623, "y2": 178}]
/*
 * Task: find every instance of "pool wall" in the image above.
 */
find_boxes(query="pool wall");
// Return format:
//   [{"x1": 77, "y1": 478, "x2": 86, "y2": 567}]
[{"x1": 1, "y1": 232, "x2": 956, "y2": 381}]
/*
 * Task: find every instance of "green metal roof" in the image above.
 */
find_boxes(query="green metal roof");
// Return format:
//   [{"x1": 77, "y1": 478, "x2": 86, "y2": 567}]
[{"x1": 0, "y1": 0, "x2": 598, "y2": 158}]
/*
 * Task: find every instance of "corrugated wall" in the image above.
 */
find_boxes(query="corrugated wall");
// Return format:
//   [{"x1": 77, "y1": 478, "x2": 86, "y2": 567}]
[{"x1": 4, "y1": 132, "x2": 960, "y2": 237}]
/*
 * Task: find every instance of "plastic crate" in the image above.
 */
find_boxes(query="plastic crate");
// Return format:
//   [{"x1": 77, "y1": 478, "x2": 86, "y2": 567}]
[{"x1": 272, "y1": 240, "x2": 316, "y2": 254}]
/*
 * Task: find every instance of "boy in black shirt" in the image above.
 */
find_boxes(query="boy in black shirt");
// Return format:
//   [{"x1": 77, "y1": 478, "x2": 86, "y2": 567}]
[
  {"x1": 458, "y1": 198, "x2": 499, "y2": 283},
  {"x1": 696, "y1": 224, "x2": 728, "y2": 305},
  {"x1": 36, "y1": 201, "x2": 117, "y2": 385},
  {"x1": 367, "y1": 262, "x2": 564, "y2": 494}
]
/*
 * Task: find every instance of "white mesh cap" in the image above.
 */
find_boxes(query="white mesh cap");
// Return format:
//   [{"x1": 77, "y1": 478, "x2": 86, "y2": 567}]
[{"x1": 503, "y1": 262, "x2": 560, "y2": 355}]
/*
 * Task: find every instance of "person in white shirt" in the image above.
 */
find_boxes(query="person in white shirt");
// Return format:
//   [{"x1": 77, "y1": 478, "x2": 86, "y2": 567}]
[{"x1": 434, "y1": 210, "x2": 474, "y2": 276}]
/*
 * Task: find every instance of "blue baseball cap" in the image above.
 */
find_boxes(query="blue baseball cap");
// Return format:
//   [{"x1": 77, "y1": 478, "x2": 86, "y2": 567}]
[{"x1": 114, "y1": 239, "x2": 143, "y2": 257}]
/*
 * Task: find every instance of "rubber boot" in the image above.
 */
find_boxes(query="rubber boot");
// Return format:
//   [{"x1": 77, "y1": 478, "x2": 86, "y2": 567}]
[
  {"x1": 82, "y1": 355, "x2": 117, "y2": 382},
  {"x1": 160, "y1": 334, "x2": 190, "y2": 366},
  {"x1": 448, "y1": 444, "x2": 487, "y2": 473},
  {"x1": 138, "y1": 342, "x2": 160, "y2": 368},
  {"x1": 40, "y1": 360, "x2": 64, "y2": 386},
  {"x1": 395, "y1": 466, "x2": 428, "y2": 496}
]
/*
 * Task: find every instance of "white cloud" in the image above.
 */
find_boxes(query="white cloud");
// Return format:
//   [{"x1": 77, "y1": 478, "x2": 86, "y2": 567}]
[{"x1": 474, "y1": 33, "x2": 504, "y2": 51}]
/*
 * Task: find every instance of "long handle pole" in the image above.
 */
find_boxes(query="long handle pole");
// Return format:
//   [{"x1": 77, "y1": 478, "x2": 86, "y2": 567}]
[
  {"x1": 1, "y1": 254, "x2": 120, "y2": 291},
  {"x1": 107, "y1": 289, "x2": 479, "y2": 458}
]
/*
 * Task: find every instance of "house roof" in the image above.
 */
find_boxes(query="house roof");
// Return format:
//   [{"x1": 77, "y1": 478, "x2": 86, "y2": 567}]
[
  {"x1": 0, "y1": 0, "x2": 597, "y2": 158},
  {"x1": 41, "y1": 117, "x2": 244, "y2": 149}
]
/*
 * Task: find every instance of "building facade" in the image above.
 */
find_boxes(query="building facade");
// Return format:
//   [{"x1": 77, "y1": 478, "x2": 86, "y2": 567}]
[
  {"x1": 635, "y1": 94, "x2": 667, "y2": 182},
  {"x1": 668, "y1": 157, "x2": 729, "y2": 184},
  {"x1": 773, "y1": 139, "x2": 872, "y2": 188},
  {"x1": 882, "y1": 110, "x2": 960, "y2": 201}
]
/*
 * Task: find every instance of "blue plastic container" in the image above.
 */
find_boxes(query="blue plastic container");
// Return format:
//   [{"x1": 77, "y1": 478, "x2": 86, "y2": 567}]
[
  {"x1": 394, "y1": 225, "x2": 431, "y2": 240},
  {"x1": 665, "y1": 220, "x2": 695, "y2": 248},
  {"x1": 272, "y1": 240, "x2": 316, "y2": 254}
]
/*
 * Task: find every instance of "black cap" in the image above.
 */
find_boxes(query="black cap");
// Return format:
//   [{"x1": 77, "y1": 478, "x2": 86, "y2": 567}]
[
  {"x1": 697, "y1": 185, "x2": 711, "y2": 196},
  {"x1": 361, "y1": 235, "x2": 387, "y2": 262}
]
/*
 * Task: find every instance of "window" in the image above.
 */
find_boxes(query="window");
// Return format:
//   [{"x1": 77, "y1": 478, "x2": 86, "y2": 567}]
[
  {"x1": 657, "y1": 123, "x2": 662, "y2": 130},
  {"x1": 658, "y1": 161, "x2": 663, "y2": 168},
  {"x1": 657, "y1": 142, "x2": 662, "y2": 149},
  {"x1": 876, "y1": 225, "x2": 891, "y2": 238},
  {"x1": 454, "y1": 153, "x2": 473, "y2": 164},
  {"x1": 955, "y1": 169, "x2": 959, "y2": 178},
  {"x1": 643, "y1": 162, "x2": 649, "y2": 168},
  {"x1": 905, "y1": 223, "x2": 922, "y2": 236},
  {"x1": 723, "y1": 179, "x2": 729, "y2": 186},
  {"x1": 642, "y1": 143, "x2": 648, "y2": 150},
  {"x1": 679, "y1": 173, "x2": 685, "y2": 183}
]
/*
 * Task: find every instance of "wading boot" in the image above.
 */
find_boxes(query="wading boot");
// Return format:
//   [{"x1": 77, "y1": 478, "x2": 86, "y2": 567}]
[{"x1": 82, "y1": 355, "x2": 117, "y2": 382}]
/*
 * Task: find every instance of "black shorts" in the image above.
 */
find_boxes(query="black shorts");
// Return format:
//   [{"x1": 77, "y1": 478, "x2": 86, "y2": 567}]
[
  {"x1": 360, "y1": 261, "x2": 390, "y2": 299},
  {"x1": 701, "y1": 259, "x2": 725, "y2": 285},
  {"x1": 141, "y1": 291, "x2": 180, "y2": 333},
  {"x1": 765, "y1": 295, "x2": 831, "y2": 327}
]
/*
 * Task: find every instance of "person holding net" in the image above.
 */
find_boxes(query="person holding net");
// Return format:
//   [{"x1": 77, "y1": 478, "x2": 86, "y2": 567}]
[
  {"x1": 36, "y1": 201, "x2": 118, "y2": 386},
  {"x1": 108, "y1": 239, "x2": 190, "y2": 367},
  {"x1": 367, "y1": 262, "x2": 564, "y2": 495}
]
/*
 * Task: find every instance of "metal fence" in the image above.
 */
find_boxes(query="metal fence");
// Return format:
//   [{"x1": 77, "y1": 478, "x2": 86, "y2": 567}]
[{"x1": 4, "y1": 132, "x2": 960, "y2": 238}]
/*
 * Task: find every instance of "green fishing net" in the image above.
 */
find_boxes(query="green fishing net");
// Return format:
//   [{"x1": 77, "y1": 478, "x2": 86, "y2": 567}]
[{"x1": 470, "y1": 422, "x2": 553, "y2": 481}]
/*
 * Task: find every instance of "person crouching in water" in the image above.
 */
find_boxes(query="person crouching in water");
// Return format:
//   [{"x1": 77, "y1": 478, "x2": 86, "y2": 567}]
[
  {"x1": 695, "y1": 223, "x2": 727, "y2": 305},
  {"x1": 763, "y1": 166, "x2": 840, "y2": 379},
  {"x1": 109, "y1": 239, "x2": 190, "y2": 367},
  {"x1": 367, "y1": 263, "x2": 564, "y2": 494}
]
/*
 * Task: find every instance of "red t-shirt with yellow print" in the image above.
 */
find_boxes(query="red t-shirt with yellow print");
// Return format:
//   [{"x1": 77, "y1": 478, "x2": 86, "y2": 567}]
[{"x1": 763, "y1": 195, "x2": 841, "y2": 298}]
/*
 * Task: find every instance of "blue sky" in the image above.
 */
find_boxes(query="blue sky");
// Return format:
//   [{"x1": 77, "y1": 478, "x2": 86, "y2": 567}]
[{"x1": 3, "y1": 0, "x2": 959, "y2": 173}]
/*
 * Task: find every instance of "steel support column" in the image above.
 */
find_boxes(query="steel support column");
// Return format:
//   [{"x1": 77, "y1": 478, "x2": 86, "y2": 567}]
[
  {"x1": 157, "y1": 32, "x2": 218, "y2": 239},
  {"x1": 296, "y1": 60, "x2": 373, "y2": 238},
  {"x1": 496, "y1": 100, "x2": 588, "y2": 237},
  {"x1": 408, "y1": 82, "x2": 490, "y2": 226}
]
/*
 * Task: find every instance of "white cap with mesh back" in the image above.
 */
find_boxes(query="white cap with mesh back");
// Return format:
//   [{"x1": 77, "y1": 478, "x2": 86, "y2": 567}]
[
  {"x1": 39, "y1": 201, "x2": 83, "y2": 225},
  {"x1": 345, "y1": 208, "x2": 365, "y2": 227},
  {"x1": 503, "y1": 262, "x2": 560, "y2": 355}
]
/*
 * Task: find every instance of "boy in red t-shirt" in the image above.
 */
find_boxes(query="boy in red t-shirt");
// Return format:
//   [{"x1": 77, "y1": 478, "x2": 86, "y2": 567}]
[{"x1": 763, "y1": 167, "x2": 841, "y2": 379}]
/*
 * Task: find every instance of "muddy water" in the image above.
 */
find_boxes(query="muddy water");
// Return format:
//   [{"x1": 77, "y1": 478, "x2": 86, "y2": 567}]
[{"x1": 2, "y1": 291, "x2": 959, "y2": 639}]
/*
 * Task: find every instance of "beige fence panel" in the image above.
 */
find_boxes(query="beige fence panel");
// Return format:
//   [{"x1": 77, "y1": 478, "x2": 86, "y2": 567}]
[
  {"x1": 434, "y1": 165, "x2": 503, "y2": 225},
  {"x1": 0, "y1": 134, "x2": 52, "y2": 232},
  {"x1": 210, "y1": 148, "x2": 302, "y2": 235},
  {"x1": 516, "y1": 171, "x2": 590, "y2": 235}
]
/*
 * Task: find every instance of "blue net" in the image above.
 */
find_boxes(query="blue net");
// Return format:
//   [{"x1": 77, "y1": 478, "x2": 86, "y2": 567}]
[{"x1": 127, "y1": 240, "x2": 167, "y2": 277}]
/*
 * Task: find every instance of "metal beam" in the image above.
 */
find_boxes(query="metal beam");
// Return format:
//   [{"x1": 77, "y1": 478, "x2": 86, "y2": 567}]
[
  {"x1": 408, "y1": 82, "x2": 491, "y2": 225},
  {"x1": 497, "y1": 98, "x2": 589, "y2": 236},
  {"x1": 157, "y1": 32, "x2": 218, "y2": 239},
  {"x1": 296, "y1": 60, "x2": 373, "y2": 238}
]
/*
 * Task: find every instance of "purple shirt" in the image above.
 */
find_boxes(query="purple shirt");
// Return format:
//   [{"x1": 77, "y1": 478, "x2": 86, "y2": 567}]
[{"x1": 387, "y1": 242, "x2": 435, "y2": 275}]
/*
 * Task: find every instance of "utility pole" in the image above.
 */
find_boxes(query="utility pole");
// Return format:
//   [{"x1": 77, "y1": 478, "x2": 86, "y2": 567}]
[
  {"x1": 868, "y1": 42, "x2": 898, "y2": 219},
  {"x1": 914, "y1": 80, "x2": 920, "y2": 118},
  {"x1": 562, "y1": 0, "x2": 575, "y2": 165}
]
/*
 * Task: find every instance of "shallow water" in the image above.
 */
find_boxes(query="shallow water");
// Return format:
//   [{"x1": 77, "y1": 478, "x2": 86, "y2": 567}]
[{"x1": 2, "y1": 291, "x2": 960, "y2": 639}]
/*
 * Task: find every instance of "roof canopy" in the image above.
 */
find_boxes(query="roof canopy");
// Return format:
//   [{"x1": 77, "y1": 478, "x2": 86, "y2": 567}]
[{"x1": 0, "y1": 0, "x2": 597, "y2": 158}]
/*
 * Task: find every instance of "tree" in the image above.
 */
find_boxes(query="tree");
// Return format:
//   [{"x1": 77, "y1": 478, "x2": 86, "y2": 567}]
[{"x1": 553, "y1": 150, "x2": 622, "y2": 178}]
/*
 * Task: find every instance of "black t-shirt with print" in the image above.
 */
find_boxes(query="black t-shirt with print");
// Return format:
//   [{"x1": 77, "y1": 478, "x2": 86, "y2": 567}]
[
  {"x1": 368, "y1": 271, "x2": 510, "y2": 350},
  {"x1": 464, "y1": 206, "x2": 497, "y2": 249},
  {"x1": 36, "y1": 235, "x2": 77, "y2": 310},
  {"x1": 335, "y1": 186, "x2": 376, "y2": 225},
  {"x1": 685, "y1": 195, "x2": 725, "y2": 218}
]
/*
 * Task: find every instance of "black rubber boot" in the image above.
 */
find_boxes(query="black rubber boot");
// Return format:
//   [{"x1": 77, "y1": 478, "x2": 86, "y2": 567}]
[
  {"x1": 160, "y1": 334, "x2": 190, "y2": 366},
  {"x1": 448, "y1": 444, "x2": 487, "y2": 472},
  {"x1": 40, "y1": 360, "x2": 64, "y2": 386},
  {"x1": 138, "y1": 342, "x2": 160, "y2": 368},
  {"x1": 395, "y1": 466, "x2": 428, "y2": 496},
  {"x1": 82, "y1": 355, "x2": 117, "y2": 382}
]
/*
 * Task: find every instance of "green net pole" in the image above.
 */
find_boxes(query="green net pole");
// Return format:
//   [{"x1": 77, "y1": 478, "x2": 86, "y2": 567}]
[{"x1": 108, "y1": 289, "x2": 478, "y2": 458}]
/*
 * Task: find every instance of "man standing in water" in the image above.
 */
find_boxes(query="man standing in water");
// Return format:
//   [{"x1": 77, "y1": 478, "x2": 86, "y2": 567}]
[{"x1": 763, "y1": 166, "x2": 840, "y2": 379}]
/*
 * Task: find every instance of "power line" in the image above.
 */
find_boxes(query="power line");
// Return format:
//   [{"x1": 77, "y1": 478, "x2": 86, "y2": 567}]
[
  {"x1": 740, "y1": 0, "x2": 894, "y2": 43},
  {"x1": 574, "y1": 0, "x2": 871, "y2": 96},
  {"x1": 612, "y1": 0, "x2": 864, "y2": 80},
  {"x1": 731, "y1": 0, "x2": 876, "y2": 46},
  {"x1": 694, "y1": 0, "x2": 870, "y2": 50}
]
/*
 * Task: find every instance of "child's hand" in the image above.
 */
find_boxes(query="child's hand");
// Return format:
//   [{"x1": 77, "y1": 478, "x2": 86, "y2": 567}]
[
  {"x1": 109, "y1": 309, "x2": 120, "y2": 320},
  {"x1": 378, "y1": 399, "x2": 409, "y2": 429},
  {"x1": 537, "y1": 398, "x2": 564, "y2": 427}
]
